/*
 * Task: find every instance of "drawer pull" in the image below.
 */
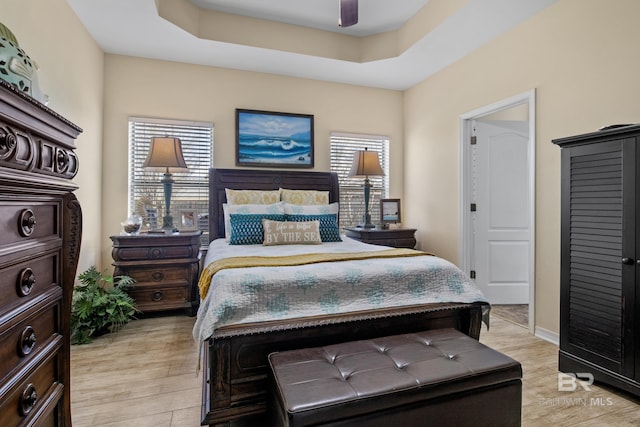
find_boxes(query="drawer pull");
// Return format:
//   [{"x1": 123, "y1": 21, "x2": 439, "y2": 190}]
[
  {"x1": 20, "y1": 384, "x2": 37, "y2": 415},
  {"x1": 17, "y1": 268, "x2": 36, "y2": 297},
  {"x1": 151, "y1": 271, "x2": 164, "y2": 281},
  {"x1": 19, "y1": 326, "x2": 37, "y2": 356},
  {"x1": 19, "y1": 209, "x2": 37, "y2": 236},
  {"x1": 0, "y1": 128, "x2": 17, "y2": 154},
  {"x1": 152, "y1": 291, "x2": 163, "y2": 301},
  {"x1": 56, "y1": 149, "x2": 70, "y2": 171},
  {"x1": 150, "y1": 248, "x2": 163, "y2": 259}
]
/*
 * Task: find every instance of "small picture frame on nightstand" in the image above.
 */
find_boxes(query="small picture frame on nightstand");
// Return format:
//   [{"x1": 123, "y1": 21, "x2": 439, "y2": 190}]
[
  {"x1": 180, "y1": 209, "x2": 197, "y2": 231},
  {"x1": 380, "y1": 199, "x2": 401, "y2": 227}
]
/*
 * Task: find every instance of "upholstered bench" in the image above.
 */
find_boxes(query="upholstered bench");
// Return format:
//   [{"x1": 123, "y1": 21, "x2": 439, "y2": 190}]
[{"x1": 268, "y1": 328, "x2": 522, "y2": 427}]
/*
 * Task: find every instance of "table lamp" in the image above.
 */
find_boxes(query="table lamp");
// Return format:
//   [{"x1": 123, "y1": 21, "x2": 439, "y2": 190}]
[
  {"x1": 348, "y1": 147, "x2": 384, "y2": 228},
  {"x1": 143, "y1": 137, "x2": 188, "y2": 230}
]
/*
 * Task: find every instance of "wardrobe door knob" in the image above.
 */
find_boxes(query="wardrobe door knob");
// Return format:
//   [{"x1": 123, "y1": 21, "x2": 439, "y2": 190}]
[{"x1": 622, "y1": 257, "x2": 634, "y2": 265}]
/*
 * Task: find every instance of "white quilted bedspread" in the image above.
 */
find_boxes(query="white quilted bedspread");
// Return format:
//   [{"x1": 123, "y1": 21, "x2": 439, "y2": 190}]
[{"x1": 193, "y1": 237, "x2": 488, "y2": 342}]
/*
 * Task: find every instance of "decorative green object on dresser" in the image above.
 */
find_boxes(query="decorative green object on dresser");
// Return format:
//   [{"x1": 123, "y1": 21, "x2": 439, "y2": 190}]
[
  {"x1": 0, "y1": 22, "x2": 49, "y2": 104},
  {"x1": 71, "y1": 266, "x2": 138, "y2": 344}
]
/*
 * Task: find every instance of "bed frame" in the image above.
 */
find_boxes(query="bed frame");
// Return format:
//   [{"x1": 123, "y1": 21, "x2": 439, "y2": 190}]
[{"x1": 202, "y1": 168, "x2": 485, "y2": 426}]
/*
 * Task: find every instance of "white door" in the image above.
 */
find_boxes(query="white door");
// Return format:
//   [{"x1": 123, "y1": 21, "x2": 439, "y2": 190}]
[{"x1": 471, "y1": 119, "x2": 530, "y2": 304}]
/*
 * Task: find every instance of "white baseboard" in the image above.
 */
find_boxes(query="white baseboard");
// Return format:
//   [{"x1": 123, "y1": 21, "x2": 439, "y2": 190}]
[{"x1": 535, "y1": 326, "x2": 559, "y2": 346}]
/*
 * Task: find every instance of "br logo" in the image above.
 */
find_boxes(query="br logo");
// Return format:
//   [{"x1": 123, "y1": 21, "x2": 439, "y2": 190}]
[{"x1": 558, "y1": 373, "x2": 594, "y2": 391}]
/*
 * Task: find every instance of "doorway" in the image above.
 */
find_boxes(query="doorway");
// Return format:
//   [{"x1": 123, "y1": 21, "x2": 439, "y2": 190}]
[{"x1": 459, "y1": 90, "x2": 535, "y2": 332}]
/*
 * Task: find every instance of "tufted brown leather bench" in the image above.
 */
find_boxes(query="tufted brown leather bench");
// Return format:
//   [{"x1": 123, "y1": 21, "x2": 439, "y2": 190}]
[{"x1": 268, "y1": 328, "x2": 522, "y2": 427}]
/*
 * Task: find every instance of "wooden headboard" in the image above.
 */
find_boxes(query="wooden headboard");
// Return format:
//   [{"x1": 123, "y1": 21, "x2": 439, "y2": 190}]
[{"x1": 208, "y1": 168, "x2": 340, "y2": 242}]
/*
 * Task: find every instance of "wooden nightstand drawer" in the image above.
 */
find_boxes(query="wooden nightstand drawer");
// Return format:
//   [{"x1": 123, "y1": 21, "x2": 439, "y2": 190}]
[
  {"x1": 112, "y1": 244, "x2": 199, "y2": 262},
  {"x1": 128, "y1": 283, "x2": 191, "y2": 313},
  {"x1": 121, "y1": 265, "x2": 192, "y2": 286}
]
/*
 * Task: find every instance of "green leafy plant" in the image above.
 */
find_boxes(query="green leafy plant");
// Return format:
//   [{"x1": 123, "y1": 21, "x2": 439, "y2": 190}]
[{"x1": 71, "y1": 266, "x2": 138, "y2": 344}]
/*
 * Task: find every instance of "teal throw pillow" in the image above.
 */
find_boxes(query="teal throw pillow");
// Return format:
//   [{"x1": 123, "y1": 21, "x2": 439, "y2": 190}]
[
  {"x1": 286, "y1": 214, "x2": 342, "y2": 242},
  {"x1": 229, "y1": 214, "x2": 286, "y2": 245}
]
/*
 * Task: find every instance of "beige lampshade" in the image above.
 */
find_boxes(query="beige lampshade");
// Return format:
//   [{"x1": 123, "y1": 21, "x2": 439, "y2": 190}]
[
  {"x1": 143, "y1": 137, "x2": 188, "y2": 172},
  {"x1": 348, "y1": 148, "x2": 384, "y2": 177}
]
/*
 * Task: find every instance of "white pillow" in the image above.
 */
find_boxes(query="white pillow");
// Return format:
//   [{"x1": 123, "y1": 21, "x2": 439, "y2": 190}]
[
  {"x1": 223, "y1": 202, "x2": 285, "y2": 240},
  {"x1": 282, "y1": 202, "x2": 339, "y2": 215}
]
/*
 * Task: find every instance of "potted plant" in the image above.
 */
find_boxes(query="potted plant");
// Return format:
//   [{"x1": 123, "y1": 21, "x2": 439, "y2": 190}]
[{"x1": 71, "y1": 265, "x2": 138, "y2": 344}]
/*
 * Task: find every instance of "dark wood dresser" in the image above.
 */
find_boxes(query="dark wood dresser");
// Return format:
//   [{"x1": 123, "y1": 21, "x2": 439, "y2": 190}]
[
  {"x1": 111, "y1": 231, "x2": 201, "y2": 316},
  {"x1": 0, "y1": 81, "x2": 82, "y2": 426},
  {"x1": 344, "y1": 227, "x2": 417, "y2": 249}
]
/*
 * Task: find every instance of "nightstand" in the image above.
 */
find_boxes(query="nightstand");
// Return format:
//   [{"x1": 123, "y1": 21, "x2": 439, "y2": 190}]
[
  {"x1": 110, "y1": 230, "x2": 202, "y2": 315},
  {"x1": 344, "y1": 227, "x2": 417, "y2": 249}
]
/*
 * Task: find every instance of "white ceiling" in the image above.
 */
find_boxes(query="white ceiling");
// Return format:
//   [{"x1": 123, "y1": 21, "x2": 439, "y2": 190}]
[
  {"x1": 190, "y1": 0, "x2": 430, "y2": 37},
  {"x1": 66, "y1": 0, "x2": 557, "y2": 91}
]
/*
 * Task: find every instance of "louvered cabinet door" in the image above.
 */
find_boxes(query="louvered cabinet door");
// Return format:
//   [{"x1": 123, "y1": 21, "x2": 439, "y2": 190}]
[{"x1": 556, "y1": 128, "x2": 640, "y2": 389}]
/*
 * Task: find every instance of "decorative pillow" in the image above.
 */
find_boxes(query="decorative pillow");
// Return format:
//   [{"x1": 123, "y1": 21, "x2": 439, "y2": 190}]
[
  {"x1": 286, "y1": 213, "x2": 342, "y2": 242},
  {"x1": 223, "y1": 203, "x2": 285, "y2": 240},
  {"x1": 229, "y1": 213, "x2": 285, "y2": 245},
  {"x1": 280, "y1": 188, "x2": 329, "y2": 205},
  {"x1": 282, "y1": 202, "x2": 339, "y2": 216},
  {"x1": 225, "y1": 189, "x2": 280, "y2": 205},
  {"x1": 262, "y1": 219, "x2": 322, "y2": 246}
]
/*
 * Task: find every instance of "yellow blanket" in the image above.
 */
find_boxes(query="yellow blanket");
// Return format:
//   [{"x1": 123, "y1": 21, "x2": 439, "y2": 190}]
[{"x1": 198, "y1": 248, "x2": 431, "y2": 299}]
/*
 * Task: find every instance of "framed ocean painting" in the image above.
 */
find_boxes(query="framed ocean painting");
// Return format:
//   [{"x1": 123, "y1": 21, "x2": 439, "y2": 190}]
[{"x1": 236, "y1": 109, "x2": 314, "y2": 168}]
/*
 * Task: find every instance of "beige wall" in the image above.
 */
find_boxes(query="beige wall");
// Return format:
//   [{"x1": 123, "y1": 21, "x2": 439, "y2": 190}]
[
  {"x1": 404, "y1": 0, "x2": 640, "y2": 334},
  {"x1": 101, "y1": 55, "x2": 404, "y2": 269},
  {"x1": 2, "y1": 0, "x2": 104, "y2": 275}
]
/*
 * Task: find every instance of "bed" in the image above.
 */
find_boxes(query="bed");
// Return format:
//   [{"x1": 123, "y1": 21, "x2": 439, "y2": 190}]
[{"x1": 197, "y1": 168, "x2": 489, "y2": 426}]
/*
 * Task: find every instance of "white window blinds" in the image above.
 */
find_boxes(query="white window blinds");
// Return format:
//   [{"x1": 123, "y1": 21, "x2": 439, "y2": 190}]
[
  {"x1": 128, "y1": 117, "x2": 213, "y2": 244},
  {"x1": 330, "y1": 132, "x2": 389, "y2": 228}
]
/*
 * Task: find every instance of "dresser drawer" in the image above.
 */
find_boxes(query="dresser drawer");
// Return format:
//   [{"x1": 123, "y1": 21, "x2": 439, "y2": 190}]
[
  {"x1": 112, "y1": 244, "x2": 199, "y2": 261},
  {"x1": 0, "y1": 337, "x2": 63, "y2": 427},
  {"x1": 0, "y1": 296, "x2": 61, "y2": 387},
  {"x1": 0, "y1": 252, "x2": 60, "y2": 317},
  {"x1": 0, "y1": 200, "x2": 60, "y2": 249},
  {"x1": 128, "y1": 282, "x2": 191, "y2": 312}
]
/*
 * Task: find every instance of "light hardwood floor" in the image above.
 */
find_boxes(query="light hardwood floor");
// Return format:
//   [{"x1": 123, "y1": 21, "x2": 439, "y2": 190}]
[{"x1": 70, "y1": 313, "x2": 640, "y2": 426}]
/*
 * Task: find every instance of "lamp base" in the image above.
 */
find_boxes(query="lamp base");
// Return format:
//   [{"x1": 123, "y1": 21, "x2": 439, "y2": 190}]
[
  {"x1": 357, "y1": 223, "x2": 376, "y2": 229},
  {"x1": 162, "y1": 214, "x2": 174, "y2": 230},
  {"x1": 357, "y1": 211, "x2": 375, "y2": 229}
]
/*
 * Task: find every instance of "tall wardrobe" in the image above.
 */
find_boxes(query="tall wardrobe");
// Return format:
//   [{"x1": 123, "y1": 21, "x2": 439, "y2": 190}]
[
  {"x1": 0, "y1": 80, "x2": 82, "y2": 425},
  {"x1": 554, "y1": 124, "x2": 640, "y2": 396}
]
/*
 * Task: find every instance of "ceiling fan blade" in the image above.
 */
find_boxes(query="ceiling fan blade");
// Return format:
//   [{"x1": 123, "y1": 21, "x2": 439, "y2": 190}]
[{"x1": 339, "y1": 0, "x2": 358, "y2": 27}]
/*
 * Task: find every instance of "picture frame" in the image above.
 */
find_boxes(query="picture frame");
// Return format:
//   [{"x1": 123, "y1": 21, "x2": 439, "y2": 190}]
[
  {"x1": 236, "y1": 109, "x2": 314, "y2": 168},
  {"x1": 179, "y1": 209, "x2": 197, "y2": 231},
  {"x1": 144, "y1": 207, "x2": 158, "y2": 230},
  {"x1": 380, "y1": 199, "x2": 401, "y2": 225}
]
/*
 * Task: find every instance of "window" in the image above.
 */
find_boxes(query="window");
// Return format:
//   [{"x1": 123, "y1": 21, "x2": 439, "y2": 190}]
[
  {"x1": 128, "y1": 117, "x2": 213, "y2": 244},
  {"x1": 330, "y1": 132, "x2": 389, "y2": 228}
]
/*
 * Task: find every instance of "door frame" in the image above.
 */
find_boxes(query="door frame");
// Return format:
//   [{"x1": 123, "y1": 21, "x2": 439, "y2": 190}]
[{"x1": 459, "y1": 89, "x2": 536, "y2": 333}]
